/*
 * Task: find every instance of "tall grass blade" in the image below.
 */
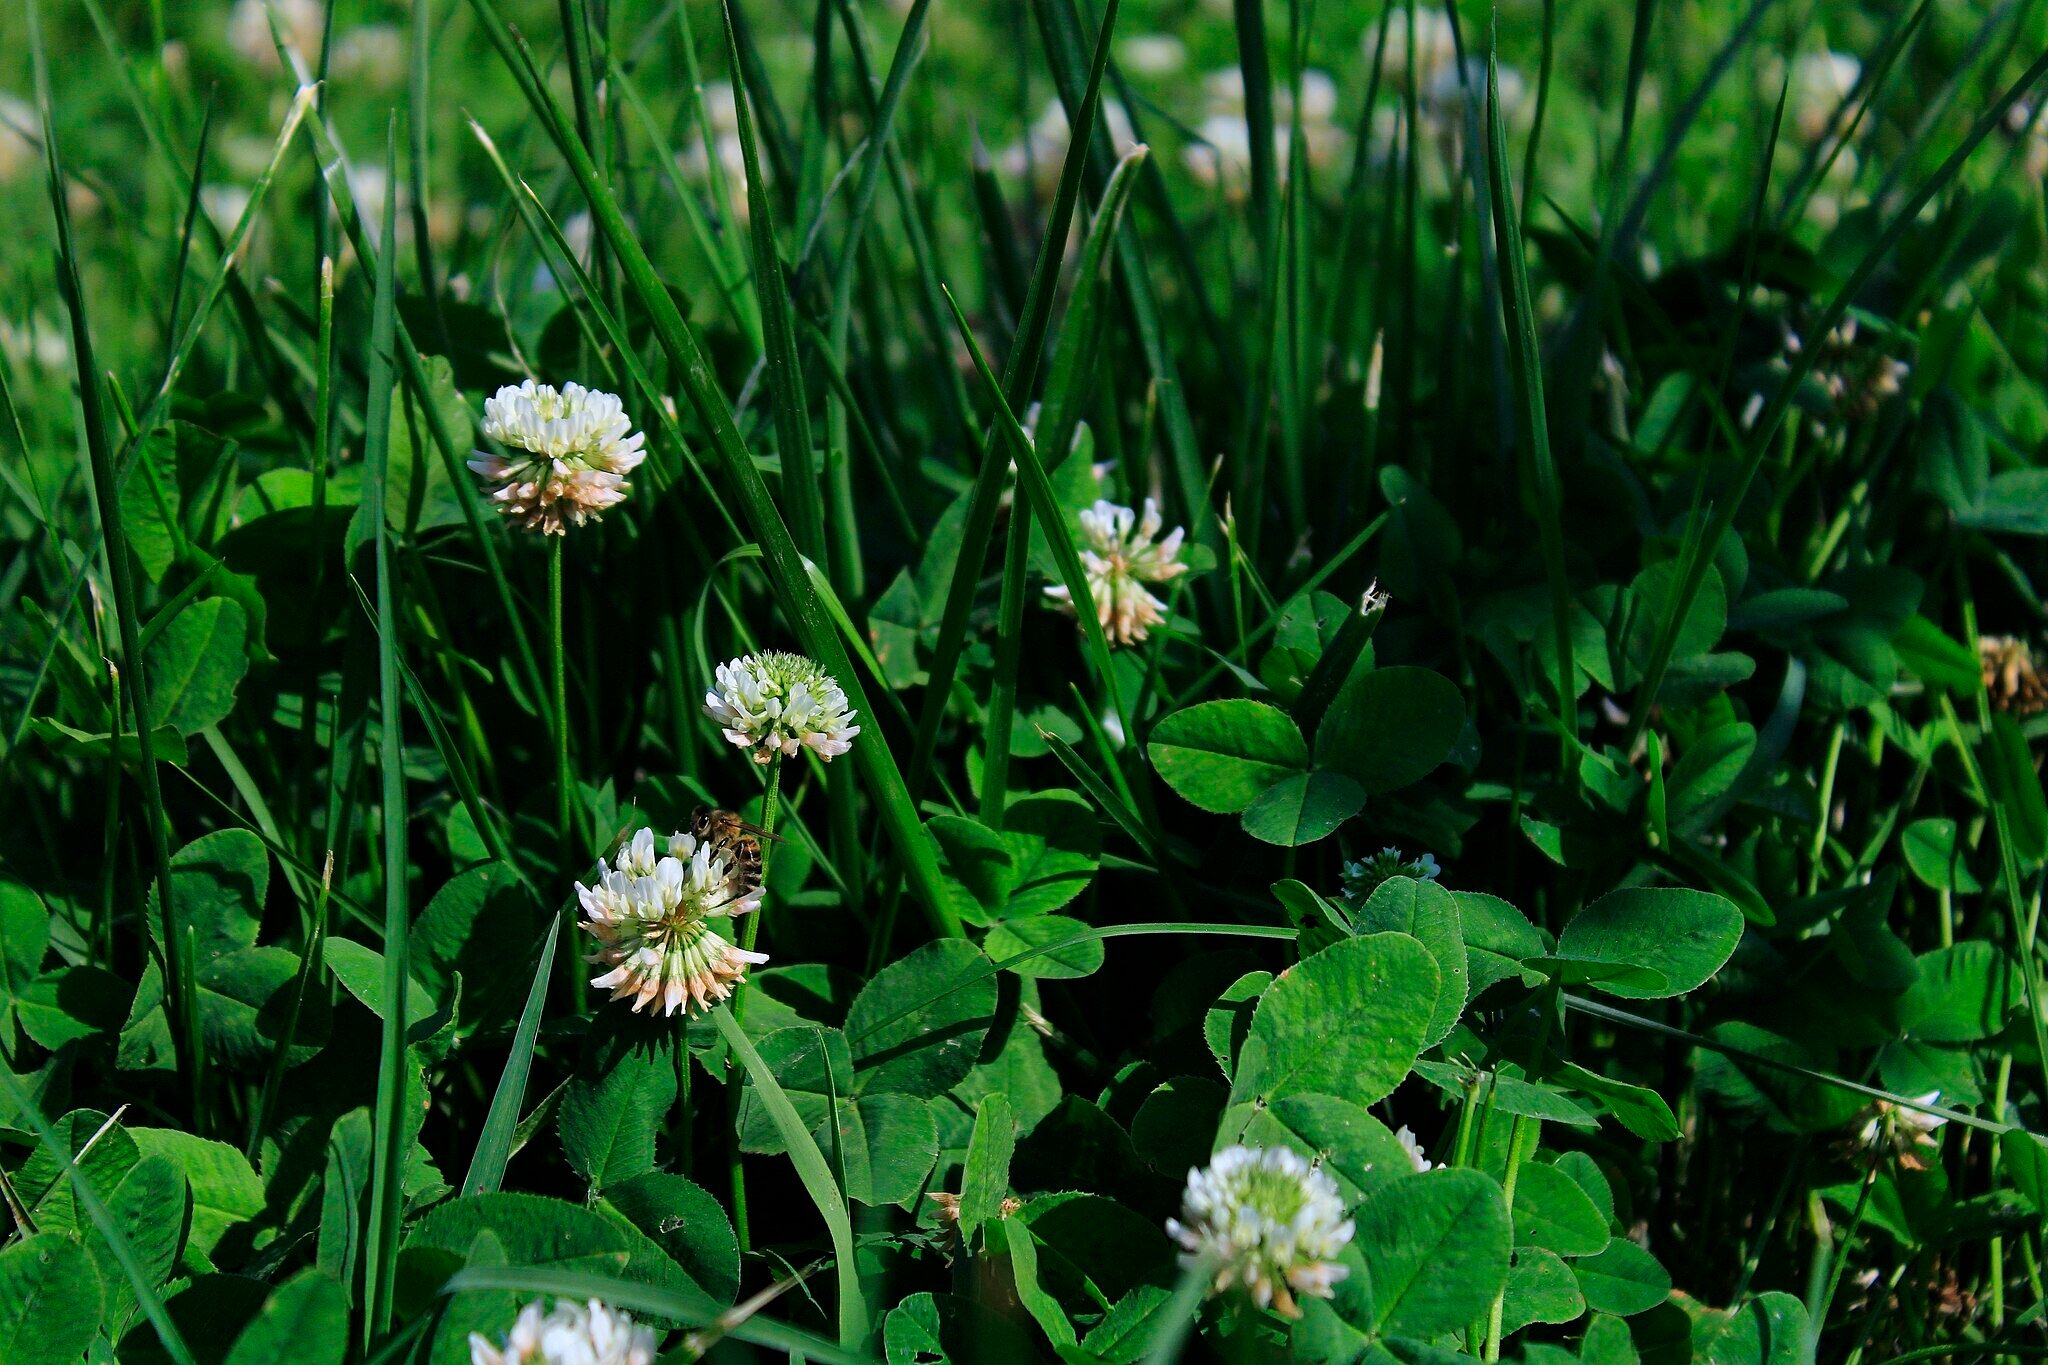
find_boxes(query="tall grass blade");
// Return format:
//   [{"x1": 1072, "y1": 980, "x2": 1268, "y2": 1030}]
[
  {"x1": 361, "y1": 117, "x2": 412, "y2": 1340},
  {"x1": 710, "y1": 1007, "x2": 866, "y2": 1346},
  {"x1": 461, "y1": 916, "x2": 562, "y2": 1197}
]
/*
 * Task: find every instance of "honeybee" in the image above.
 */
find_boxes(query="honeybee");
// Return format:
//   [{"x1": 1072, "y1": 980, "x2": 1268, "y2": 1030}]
[{"x1": 690, "y1": 806, "x2": 781, "y2": 896}]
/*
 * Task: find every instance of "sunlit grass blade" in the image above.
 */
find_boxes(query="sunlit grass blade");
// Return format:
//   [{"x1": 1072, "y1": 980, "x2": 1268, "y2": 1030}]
[
  {"x1": 461, "y1": 915, "x2": 562, "y2": 1197},
  {"x1": 461, "y1": 0, "x2": 960, "y2": 939},
  {"x1": 709, "y1": 1007, "x2": 865, "y2": 1347}
]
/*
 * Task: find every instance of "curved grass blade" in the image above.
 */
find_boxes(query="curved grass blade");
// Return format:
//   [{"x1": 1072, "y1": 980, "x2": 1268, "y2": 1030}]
[
  {"x1": 710, "y1": 1006, "x2": 866, "y2": 1347},
  {"x1": 461, "y1": 915, "x2": 562, "y2": 1197}
]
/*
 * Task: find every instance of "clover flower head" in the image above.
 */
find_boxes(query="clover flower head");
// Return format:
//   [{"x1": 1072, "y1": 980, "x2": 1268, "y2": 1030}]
[
  {"x1": 228, "y1": 0, "x2": 325, "y2": 72},
  {"x1": 1342, "y1": 847, "x2": 1442, "y2": 904},
  {"x1": 1858, "y1": 1092, "x2": 1947, "y2": 1170},
  {"x1": 1043, "y1": 498, "x2": 1189, "y2": 647},
  {"x1": 577, "y1": 827, "x2": 766, "y2": 1017},
  {"x1": 1394, "y1": 1126, "x2": 1434, "y2": 1174},
  {"x1": 1168, "y1": 1145, "x2": 1353, "y2": 1319},
  {"x1": 469, "y1": 1298, "x2": 657, "y2": 1365},
  {"x1": 704, "y1": 652, "x2": 861, "y2": 764},
  {"x1": 470, "y1": 380, "x2": 646, "y2": 535}
]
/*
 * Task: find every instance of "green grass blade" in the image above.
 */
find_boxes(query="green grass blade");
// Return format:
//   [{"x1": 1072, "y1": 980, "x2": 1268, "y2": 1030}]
[
  {"x1": 361, "y1": 116, "x2": 412, "y2": 1341},
  {"x1": 461, "y1": 914, "x2": 561, "y2": 1197},
  {"x1": 1483, "y1": 56, "x2": 1579, "y2": 786},
  {"x1": 942, "y1": 282, "x2": 1132, "y2": 745},
  {"x1": 710, "y1": 1007, "x2": 866, "y2": 1347}
]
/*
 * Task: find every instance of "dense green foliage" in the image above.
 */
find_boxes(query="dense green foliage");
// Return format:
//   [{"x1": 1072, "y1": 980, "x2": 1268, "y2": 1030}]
[{"x1": 2, "y1": 0, "x2": 2048, "y2": 1361}]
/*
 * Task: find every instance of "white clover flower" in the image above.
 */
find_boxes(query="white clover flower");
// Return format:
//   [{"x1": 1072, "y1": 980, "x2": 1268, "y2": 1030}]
[
  {"x1": 470, "y1": 380, "x2": 646, "y2": 535},
  {"x1": 1394, "y1": 1125, "x2": 1433, "y2": 1173},
  {"x1": 1001, "y1": 97, "x2": 1141, "y2": 201},
  {"x1": 1167, "y1": 1145, "x2": 1354, "y2": 1319},
  {"x1": 1372, "y1": 6, "x2": 1459, "y2": 90},
  {"x1": 1044, "y1": 498, "x2": 1189, "y2": 647},
  {"x1": 1341, "y1": 847, "x2": 1441, "y2": 903},
  {"x1": 1786, "y1": 50, "x2": 1861, "y2": 145},
  {"x1": 470, "y1": 1297, "x2": 657, "y2": 1365},
  {"x1": 704, "y1": 652, "x2": 861, "y2": 764},
  {"x1": 1858, "y1": 1091, "x2": 1947, "y2": 1170},
  {"x1": 578, "y1": 827, "x2": 766, "y2": 1017}
]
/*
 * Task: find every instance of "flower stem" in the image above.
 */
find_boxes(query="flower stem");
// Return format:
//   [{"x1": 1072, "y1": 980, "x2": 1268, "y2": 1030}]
[
  {"x1": 549, "y1": 535, "x2": 582, "y2": 1009},
  {"x1": 727, "y1": 755, "x2": 783, "y2": 1254}
]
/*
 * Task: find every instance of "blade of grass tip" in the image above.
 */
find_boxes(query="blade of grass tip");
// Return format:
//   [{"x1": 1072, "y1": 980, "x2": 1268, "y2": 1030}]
[
  {"x1": 0, "y1": 1068, "x2": 199, "y2": 1365},
  {"x1": 31, "y1": 0, "x2": 204, "y2": 1123},
  {"x1": 822, "y1": 0, "x2": 935, "y2": 598},
  {"x1": 1483, "y1": 55, "x2": 1578, "y2": 791},
  {"x1": 1626, "y1": 43, "x2": 2048, "y2": 750},
  {"x1": 1774, "y1": 1, "x2": 1926, "y2": 232},
  {"x1": 361, "y1": 115, "x2": 412, "y2": 1343},
  {"x1": 722, "y1": 0, "x2": 827, "y2": 570},
  {"x1": 709, "y1": 1007, "x2": 866, "y2": 1347},
  {"x1": 462, "y1": 0, "x2": 961, "y2": 939},
  {"x1": 462, "y1": 915, "x2": 561, "y2": 1196},
  {"x1": 906, "y1": 0, "x2": 1126, "y2": 804},
  {"x1": 981, "y1": 148, "x2": 1149, "y2": 821},
  {"x1": 943, "y1": 282, "x2": 1133, "y2": 746}
]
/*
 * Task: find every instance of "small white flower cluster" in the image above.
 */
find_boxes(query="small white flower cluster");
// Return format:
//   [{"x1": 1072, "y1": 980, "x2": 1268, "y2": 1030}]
[
  {"x1": 1169, "y1": 1145, "x2": 1355, "y2": 1319},
  {"x1": 705, "y1": 652, "x2": 862, "y2": 764},
  {"x1": 1858, "y1": 1091, "x2": 1947, "y2": 1171},
  {"x1": 1341, "y1": 847, "x2": 1442, "y2": 903},
  {"x1": 1362, "y1": 12, "x2": 1527, "y2": 193},
  {"x1": 1182, "y1": 68, "x2": 1347, "y2": 202},
  {"x1": 471, "y1": 380, "x2": 647, "y2": 535},
  {"x1": 470, "y1": 1298, "x2": 657, "y2": 1365},
  {"x1": 579, "y1": 827, "x2": 767, "y2": 1016},
  {"x1": 1044, "y1": 498, "x2": 1189, "y2": 647}
]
